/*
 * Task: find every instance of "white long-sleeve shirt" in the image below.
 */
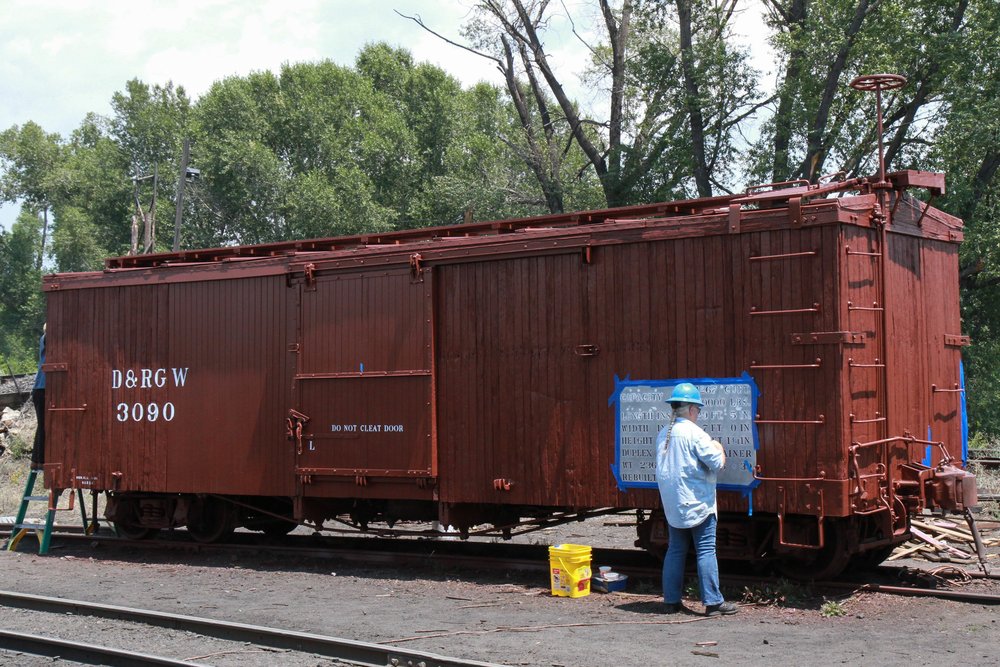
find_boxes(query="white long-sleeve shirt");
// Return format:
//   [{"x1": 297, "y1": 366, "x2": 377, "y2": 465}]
[{"x1": 655, "y1": 417, "x2": 725, "y2": 529}]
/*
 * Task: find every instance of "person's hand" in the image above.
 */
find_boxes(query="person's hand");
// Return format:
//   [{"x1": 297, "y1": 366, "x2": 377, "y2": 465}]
[{"x1": 712, "y1": 440, "x2": 726, "y2": 466}]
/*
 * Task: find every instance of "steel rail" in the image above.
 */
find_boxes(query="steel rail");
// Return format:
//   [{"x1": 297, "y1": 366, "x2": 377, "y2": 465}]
[
  {"x1": 0, "y1": 526, "x2": 659, "y2": 577},
  {"x1": 0, "y1": 590, "x2": 501, "y2": 667},
  {"x1": 968, "y1": 456, "x2": 1000, "y2": 466},
  {"x1": 0, "y1": 628, "x2": 208, "y2": 666},
  {"x1": 819, "y1": 581, "x2": 1000, "y2": 605}
]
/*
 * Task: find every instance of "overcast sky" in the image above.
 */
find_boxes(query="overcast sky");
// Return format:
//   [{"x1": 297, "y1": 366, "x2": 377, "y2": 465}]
[{"x1": 0, "y1": 0, "x2": 770, "y2": 232}]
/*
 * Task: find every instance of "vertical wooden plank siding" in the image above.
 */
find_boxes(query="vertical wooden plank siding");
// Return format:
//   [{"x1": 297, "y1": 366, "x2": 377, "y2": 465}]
[
  {"x1": 436, "y1": 221, "x2": 859, "y2": 514},
  {"x1": 45, "y1": 276, "x2": 294, "y2": 495},
  {"x1": 164, "y1": 276, "x2": 293, "y2": 495}
]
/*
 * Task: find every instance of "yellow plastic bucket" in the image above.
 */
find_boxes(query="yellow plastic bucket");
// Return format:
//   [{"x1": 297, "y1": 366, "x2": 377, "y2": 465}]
[{"x1": 549, "y1": 543, "x2": 592, "y2": 598}]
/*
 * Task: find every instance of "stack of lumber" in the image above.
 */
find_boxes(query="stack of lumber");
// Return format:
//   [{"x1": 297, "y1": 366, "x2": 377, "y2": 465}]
[{"x1": 889, "y1": 517, "x2": 1000, "y2": 563}]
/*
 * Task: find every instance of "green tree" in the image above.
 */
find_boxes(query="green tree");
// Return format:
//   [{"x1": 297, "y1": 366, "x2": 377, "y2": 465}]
[
  {"x1": 0, "y1": 121, "x2": 63, "y2": 267},
  {"x1": 110, "y1": 79, "x2": 191, "y2": 253},
  {"x1": 406, "y1": 0, "x2": 762, "y2": 207},
  {"x1": 0, "y1": 210, "x2": 44, "y2": 371}
]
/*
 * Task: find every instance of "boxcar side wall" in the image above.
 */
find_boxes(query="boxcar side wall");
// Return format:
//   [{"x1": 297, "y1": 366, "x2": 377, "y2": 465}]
[
  {"x1": 435, "y1": 221, "x2": 853, "y2": 517},
  {"x1": 884, "y1": 230, "x2": 964, "y2": 464},
  {"x1": 45, "y1": 274, "x2": 295, "y2": 496}
]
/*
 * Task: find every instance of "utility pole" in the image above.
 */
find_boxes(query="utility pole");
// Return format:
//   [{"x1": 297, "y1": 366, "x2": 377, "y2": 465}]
[
  {"x1": 172, "y1": 139, "x2": 190, "y2": 252},
  {"x1": 143, "y1": 164, "x2": 158, "y2": 254}
]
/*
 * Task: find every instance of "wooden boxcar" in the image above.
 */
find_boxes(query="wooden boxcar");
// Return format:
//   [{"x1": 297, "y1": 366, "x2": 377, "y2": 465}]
[{"x1": 40, "y1": 170, "x2": 976, "y2": 576}]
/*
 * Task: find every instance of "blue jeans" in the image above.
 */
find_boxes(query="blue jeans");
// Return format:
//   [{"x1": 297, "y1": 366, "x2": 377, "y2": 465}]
[{"x1": 662, "y1": 514, "x2": 723, "y2": 606}]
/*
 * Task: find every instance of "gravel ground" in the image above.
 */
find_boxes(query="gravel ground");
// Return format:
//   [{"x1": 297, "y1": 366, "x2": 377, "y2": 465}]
[{"x1": 1, "y1": 518, "x2": 998, "y2": 667}]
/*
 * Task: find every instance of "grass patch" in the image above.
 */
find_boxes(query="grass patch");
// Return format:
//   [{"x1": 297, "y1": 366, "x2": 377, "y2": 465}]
[
  {"x1": 0, "y1": 453, "x2": 36, "y2": 518},
  {"x1": 820, "y1": 599, "x2": 847, "y2": 618},
  {"x1": 3, "y1": 433, "x2": 32, "y2": 461}
]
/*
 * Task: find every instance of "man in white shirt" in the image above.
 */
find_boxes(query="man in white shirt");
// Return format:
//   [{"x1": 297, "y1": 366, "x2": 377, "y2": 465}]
[{"x1": 655, "y1": 382, "x2": 738, "y2": 616}]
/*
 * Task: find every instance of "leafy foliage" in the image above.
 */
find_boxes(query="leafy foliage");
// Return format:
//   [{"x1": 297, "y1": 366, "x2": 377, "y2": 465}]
[
  {"x1": 0, "y1": 211, "x2": 44, "y2": 371},
  {"x1": 820, "y1": 599, "x2": 848, "y2": 618}
]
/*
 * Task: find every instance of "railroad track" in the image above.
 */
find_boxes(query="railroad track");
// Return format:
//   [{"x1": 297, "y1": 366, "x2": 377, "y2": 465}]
[
  {"x1": 0, "y1": 590, "x2": 501, "y2": 667},
  {"x1": 0, "y1": 628, "x2": 210, "y2": 666},
  {"x1": 4, "y1": 525, "x2": 999, "y2": 606}
]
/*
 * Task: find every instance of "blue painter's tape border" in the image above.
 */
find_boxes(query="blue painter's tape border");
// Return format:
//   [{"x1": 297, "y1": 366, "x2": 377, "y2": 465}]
[
  {"x1": 609, "y1": 372, "x2": 761, "y2": 495},
  {"x1": 960, "y1": 359, "x2": 969, "y2": 464}
]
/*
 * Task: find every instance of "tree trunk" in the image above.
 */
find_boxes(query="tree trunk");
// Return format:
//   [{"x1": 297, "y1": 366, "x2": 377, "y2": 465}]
[
  {"x1": 798, "y1": 0, "x2": 874, "y2": 181},
  {"x1": 677, "y1": 0, "x2": 712, "y2": 197},
  {"x1": 36, "y1": 207, "x2": 48, "y2": 270},
  {"x1": 770, "y1": 0, "x2": 808, "y2": 182}
]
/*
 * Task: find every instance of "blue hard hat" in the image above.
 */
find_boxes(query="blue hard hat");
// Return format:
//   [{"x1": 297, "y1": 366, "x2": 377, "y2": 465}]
[{"x1": 668, "y1": 382, "x2": 704, "y2": 406}]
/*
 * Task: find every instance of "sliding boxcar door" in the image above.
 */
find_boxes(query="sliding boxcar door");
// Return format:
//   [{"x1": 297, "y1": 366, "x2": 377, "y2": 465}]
[{"x1": 293, "y1": 268, "x2": 435, "y2": 495}]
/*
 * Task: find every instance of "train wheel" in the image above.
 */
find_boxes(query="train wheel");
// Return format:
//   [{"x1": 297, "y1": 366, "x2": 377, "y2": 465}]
[
  {"x1": 111, "y1": 497, "x2": 158, "y2": 540},
  {"x1": 113, "y1": 521, "x2": 158, "y2": 540},
  {"x1": 774, "y1": 520, "x2": 850, "y2": 581},
  {"x1": 849, "y1": 544, "x2": 896, "y2": 570},
  {"x1": 186, "y1": 497, "x2": 234, "y2": 543}
]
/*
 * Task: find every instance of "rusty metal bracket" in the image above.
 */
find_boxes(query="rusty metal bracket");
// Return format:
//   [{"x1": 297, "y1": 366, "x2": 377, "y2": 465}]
[
  {"x1": 48, "y1": 403, "x2": 87, "y2": 412},
  {"x1": 912, "y1": 192, "x2": 937, "y2": 228},
  {"x1": 931, "y1": 384, "x2": 964, "y2": 394},
  {"x1": 773, "y1": 484, "x2": 826, "y2": 550},
  {"x1": 788, "y1": 196, "x2": 803, "y2": 228},
  {"x1": 847, "y1": 301, "x2": 883, "y2": 311},
  {"x1": 848, "y1": 358, "x2": 885, "y2": 368},
  {"x1": 944, "y1": 334, "x2": 971, "y2": 347},
  {"x1": 727, "y1": 204, "x2": 741, "y2": 233},
  {"x1": 40, "y1": 363, "x2": 68, "y2": 373},
  {"x1": 791, "y1": 331, "x2": 865, "y2": 345},
  {"x1": 574, "y1": 344, "x2": 600, "y2": 357},
  {"x1": 493, "y1": 478, "x2": 513, "y2": 491},
  {"x1": 409, "y1": 253, "x2": 424, "y2": 282},
  {"x1": 850, "y1": 412, "x2": 885, "y2": 425},
  {"x1": 286, "y1": 409, "x2": 310, "y2": 455},
  {"x1": 845, "y1": 245, "x2": 881, "y2": 257},
  {"x1": 582, "y1": 245, "x2": 594, "y2": 264},
  {"x1": 303, "y1": 263, "x2": 317, "y2": 290}
]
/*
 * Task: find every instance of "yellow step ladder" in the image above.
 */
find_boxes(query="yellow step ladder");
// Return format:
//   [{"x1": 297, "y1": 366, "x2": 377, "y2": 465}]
[{"x1": 4, "y1": 469, "x2": 91, "y2": 555}]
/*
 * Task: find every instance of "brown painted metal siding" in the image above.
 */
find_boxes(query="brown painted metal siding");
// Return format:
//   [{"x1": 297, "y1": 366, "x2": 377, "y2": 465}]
[{"x1": 45, "y1": 275, "x2": 294, "y2": 495}]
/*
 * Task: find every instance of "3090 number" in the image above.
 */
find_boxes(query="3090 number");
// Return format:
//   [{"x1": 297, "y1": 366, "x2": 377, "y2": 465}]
[{"x1": 115, "y1": 402, "x2": 176, "y2": 422}]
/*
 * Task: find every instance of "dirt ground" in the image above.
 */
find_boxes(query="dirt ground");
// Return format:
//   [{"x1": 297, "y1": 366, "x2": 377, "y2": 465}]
[{"x1": 1, "y1": 515, "x2": 999, "y2": 667}]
